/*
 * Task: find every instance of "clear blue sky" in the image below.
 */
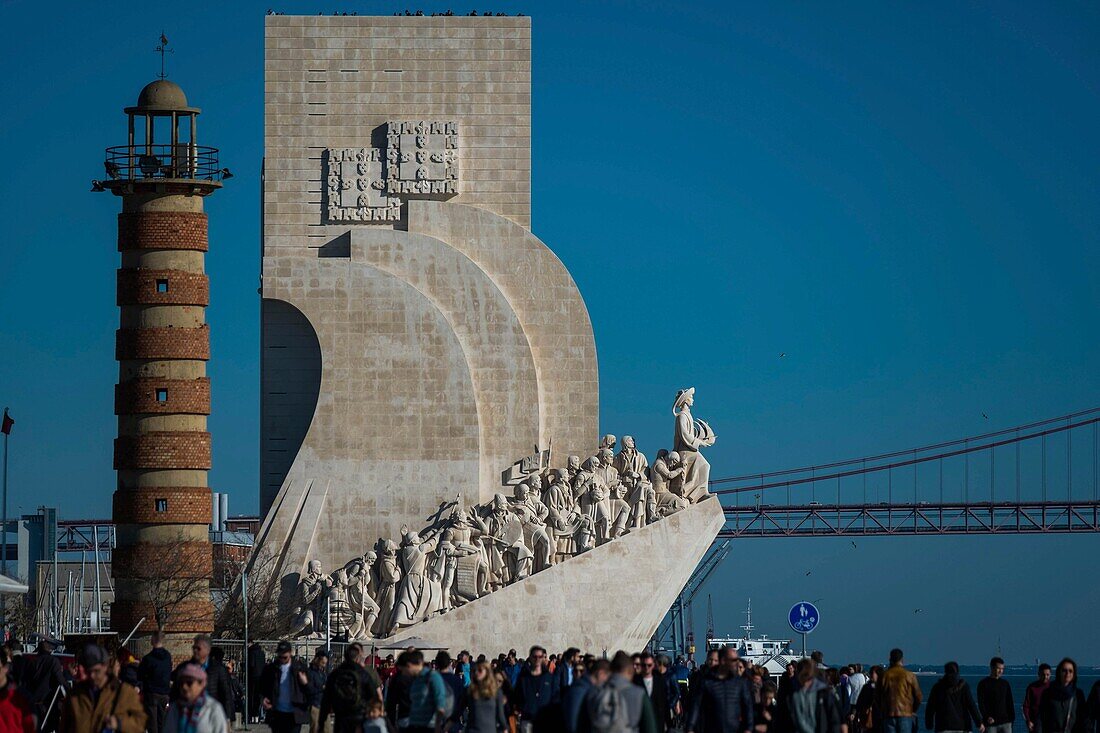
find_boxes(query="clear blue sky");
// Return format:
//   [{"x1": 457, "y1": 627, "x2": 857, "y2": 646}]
[{"x1": 1, "y1": 0, "x2": 1098, "y2": 663}]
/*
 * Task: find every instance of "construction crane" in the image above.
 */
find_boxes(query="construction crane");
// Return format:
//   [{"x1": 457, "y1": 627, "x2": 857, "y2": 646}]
[
  {"x1": 654, "y1": 540, "x2": 730, "y2": 658},
  {"x1": 706, "y1": 594, "x2": 715, "y2": 650}
]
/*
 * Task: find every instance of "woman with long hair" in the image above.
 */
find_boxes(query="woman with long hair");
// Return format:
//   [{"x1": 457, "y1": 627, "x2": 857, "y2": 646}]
[
  {"x1": 465, "y1": 662, "x2": 507, "y2": 733},
  {"x1": 1036, "y1": 658, "x2": 1087, "y2": 733},
  {"x1": 853, "y1": 665, "x2": 883, "y2": 733}
]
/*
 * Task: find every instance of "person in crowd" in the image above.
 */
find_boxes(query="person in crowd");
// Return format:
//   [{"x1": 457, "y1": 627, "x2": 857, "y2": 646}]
[
  {"x1": 248, "y1": 641, "x2": 267, "y2": 724},
  {"x1": 585, "y1": 651, "x2": 656, "y2": 733},
  {"x1": 1085, "y1": 680, "x2": 1100, "y2": 733},
  {"x1": 491, "y1": 667, "x2": 516, "y2": 732},
  {"x1": 672, "y1": 656, "x2": 692, "y2": 706},
  {"x1": 977, "y1": 657, "x2": 1014, "y2": 733},
  {"x1": 165, "y1": 663, "x2": 229, "y2": 733},
  {"x1": 434, "y1": 652, "x2": 465, "y2": 733},
  {"x1": 60, "y1": 644, "x2": 147, "y2": 733},
  {"x1": 689, "y1": 649, "x2": 723, "y2": 714},
  {"x1": 464, "y1": 661, "x2": 508, "y2": 733},
  {"x1": 115, "y1": 648, "x2": 140, "y2": 688},
  {"x1": 784, "y1": 659, "x2": 841, "y2": 733},
  {"x1": 846, "y1": 666, "x2": 867, "y2": 724},
  {"x1": 878, "y1": 649, "x2": 921, "y2": 733},
  {"x1": 385, "y1": 651, "x2": 415, "y2": 728},
  {"x1": 0, "y1": 647, "x2": 34, "y2": 733},
  {"x1": 456, "y1": 652, "x2": 473, "y2": 687},
  {"x1": 503, "y1": 651, "x2": 522, "y2": 688},
  {"x1": 852, "y1": 666, "x2": 882, "y2": 733},
  {"x1": 322, "y1": 644, "x2": 381, "y2": 733},
  {"x1": 777, "y1": 663, "x2": 797, "y2": 701},
  {"x1": 260, "y1": 641, "x2": 314, "y2": 733},
  {"x1": 139, "y1": 631, "x2": 174, "y2": 733},
  {"x1": 1035, "y1": 659, "x2": 1086, "y2": 733},
  {"x1": 563, "y1": 658, "x2": 599, "y2": 733},
  {"x1": 754, "y1": 682, "x2": 778, "y2": 733},
  {"x1": 227, "y1": 658, "x2": 246, "y2": 730},
  {"x1": 635, "y1": 651, "x2": 673, "y2": 732},
  {"x1": 925, "y1": 662, "x2": 982, "y2": 733},
  {"x1": 307, "y1": 648, "x2": 330, "y2": 733},
  {"x1": 685, "y1": 646, "x2": 753, "y2": 733},
  {"x1": 556, "y1": 649, "x2": 582, "y2": 691},
  {"x1": 19, "y1": 640, "x2": 65, "y2": 730},
  {"x1": 656, "y1": 655, "x2": 683, "y2": 724},
  {"x1": 513, "y1": 645, "x2": 560, "y2": 731},
  {"x1": 364, "y1": 699, "x2": 395, "y2": 733},
  {"x1": 1024, "y1": 665, "x2": 1053, "y2": 732},
  {"x1": 406, "y1": 650, "x2": 448, "y2": 733},
  {"x1": 172, "y1": 635, "x2": 236, "y2": 723}
]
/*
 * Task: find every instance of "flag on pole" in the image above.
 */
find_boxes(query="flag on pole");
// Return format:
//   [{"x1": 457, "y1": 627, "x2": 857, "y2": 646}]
[{"x1": 0, "y1": 409, "x2": 11, "y2": 436}]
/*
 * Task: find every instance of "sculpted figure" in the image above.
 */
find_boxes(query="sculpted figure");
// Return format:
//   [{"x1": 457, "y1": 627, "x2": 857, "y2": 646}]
[
  {"x1": 345, "y1": 553, "x2": 380, "y2": 640},
  {"x1": 288, "y1": 560, "x2": 329, "y2": 638},
  {"x1": 599, "y1": 434, "x2": 617, "y2": 452},
  {"x1": 613, "y1": 435, "x2": 649, "y2": 481},
  {"x1": 326, "y1": 568, "x2": 355, "y2": 637},
  {"x1": 373, "y1": 540, "x2": 401, "y2": 636},
  {"x1": 473, "y1": 493, "x2": 516, "y2": 589},
  {"x1": 624, "y1": 470, "x2": 656, "y2": 529},
  {"x1": 448, "y1": 509, "x2": 490, "y2": 599},
  {"x1": 512, "y1": 482, "x2": 553, "y2": 572},
  {"x1": 577, "y1": 456, "x2": 612, "y2": 543},
  {"x1": 651, "y1": 449, "x2": 685, "y2": 496},
  {"x1": 673, "y1": 387, "x2": 716, "y2": 501},
  {"x1": 565, "y1": 455, "x2": 582, "y2": 486},
  {"x1": 595, "y1": 448, "x2": 620, "y2": 493},
  {"x1": 433, "y1": 529, "x2": 479, "y2": 612},
  {"x1": 392, "y1": 527, "x2": 443, "y2": 628},
  {"x1": 542, "y1": 468, "x2": 577, "y2": 557}
]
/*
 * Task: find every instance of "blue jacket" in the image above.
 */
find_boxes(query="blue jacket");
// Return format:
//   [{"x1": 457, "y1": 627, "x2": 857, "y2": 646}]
[
  {"x1": 562, "y1": 675, "x2": 593, "y2": 733},
  {"x1": 408, "y1": 668, "x2": 448, "y2": 727},
  {"x1": 513, "y1": 667, "x2": 559, "y2": 720}
]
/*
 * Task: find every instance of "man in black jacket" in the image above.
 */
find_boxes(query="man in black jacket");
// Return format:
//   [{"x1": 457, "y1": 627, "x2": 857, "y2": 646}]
[
  {"x1": 635, "y1": 651, "x2": 673, "y2": 732},
  {"x1": 977, "y1": 657, "x2": 1014, "y2": 733},
  {"x1": 262, "y1": 641, "x2": 314, "y2": 733},
  {"x1": 171, "y1": 634, "x2": 235, "y2": 722},
  {"x1": 248, "y1": 641, "x2": 267, "y2": 723},
  {"x1": 20, "y1": 641, "x2": 66, "y2": 730},
  {"x1": 686, "y1": 646, "x2": 755, "y2": 733},
  {"x1": 138, "y1": 632, "x2": 173, "y2": 733}
]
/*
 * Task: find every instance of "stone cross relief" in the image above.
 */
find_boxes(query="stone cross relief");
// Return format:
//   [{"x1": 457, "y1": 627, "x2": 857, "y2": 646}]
[
  {"x1": 287, "y1": 388, "x2": 717, "y2": 640},
  {"x1": 324, "y1": 121, "x2": 459, "y2": 224}
]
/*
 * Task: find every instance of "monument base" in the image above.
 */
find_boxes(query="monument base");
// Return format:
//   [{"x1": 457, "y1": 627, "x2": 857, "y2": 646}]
[{"x1": 381, "y1": 496, "x2": 725, "y2": 653}]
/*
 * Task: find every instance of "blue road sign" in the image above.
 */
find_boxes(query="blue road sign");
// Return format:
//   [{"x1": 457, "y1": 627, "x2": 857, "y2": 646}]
[{"x1": 789, "y1": 601, "x2": 820, "y2": 634}]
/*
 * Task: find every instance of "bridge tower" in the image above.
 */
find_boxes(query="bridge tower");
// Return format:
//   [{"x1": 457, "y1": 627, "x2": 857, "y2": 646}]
[{"x1": 94, "y1": 78, "x2": 227, "y2": 656}]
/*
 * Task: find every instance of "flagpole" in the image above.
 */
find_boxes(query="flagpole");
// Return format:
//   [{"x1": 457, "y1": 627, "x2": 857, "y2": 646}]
[{"x1": 1, "y1": 407, "x2": 9, "y2": 637}]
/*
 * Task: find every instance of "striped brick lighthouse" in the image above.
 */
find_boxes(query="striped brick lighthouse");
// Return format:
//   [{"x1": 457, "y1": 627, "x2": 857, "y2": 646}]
[{"x1": 95, "y1": 77, "x2": 228, "y2": 656}]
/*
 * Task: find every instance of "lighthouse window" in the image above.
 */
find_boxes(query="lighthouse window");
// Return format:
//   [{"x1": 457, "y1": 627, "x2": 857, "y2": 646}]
[
  {"x1": 156, "y1": 388, "x2": 168, "y2": 403},
  {"x1": 155, "y1": 499, "x2": 168, "y2": 513},
  {"x1": 156, "y1": 279, "x2": 169, "y2": 293}
]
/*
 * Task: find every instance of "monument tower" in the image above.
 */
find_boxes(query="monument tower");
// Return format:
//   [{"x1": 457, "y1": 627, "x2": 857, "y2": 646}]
[{"x1": 95, "y1": 77, "x2": 228, "y2": 653}]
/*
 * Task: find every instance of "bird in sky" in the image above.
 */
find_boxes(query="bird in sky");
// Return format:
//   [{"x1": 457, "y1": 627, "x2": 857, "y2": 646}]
[
  {"x1": 914, "y1": 608, "x2": 923, "y2": 613},
  {"x1": 850, "y1": 540, "x2": 857, "y2": 549},
  {"x1": 780, "y1": 352, "x2": 787, "y2": 358},
  {"x1": 805, "y1": 570, "x2": 812, "y2": 576},
  {"x1": 982, "y1": 412, "x2": 989, "y2": 419}
]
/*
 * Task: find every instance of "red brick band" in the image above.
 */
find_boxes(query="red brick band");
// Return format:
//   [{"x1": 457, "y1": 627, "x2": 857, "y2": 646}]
[
  {"x1": 115, "y1": 377, "x2": 211, "y2": 416},
  {"x1": 111, "y1": 599, "x2": 214, "y2": 635},
  {"x1": 116, "y1": 326, "x2": 210, "y2": 361},
  {"x1": 117, "y1": 269, "x2": 209, "y2": 306},
  {"x1": 118, "y1": 212, "x2": 208, "y2": 252},
  {"x1": 114, "y1": 431, "x2": 212, "y2": 470},
  {"x1": 112, "y1": 486, "x2": 213, "y2": 524},
  {"x1": 113, "y1": 541, "x2": 214, "y2": 579}
]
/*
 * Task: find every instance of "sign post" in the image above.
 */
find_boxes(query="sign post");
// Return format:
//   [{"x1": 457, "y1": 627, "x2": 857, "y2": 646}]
[{"x1": 788, "y1": 601, "x2": 821, "y2": 658}]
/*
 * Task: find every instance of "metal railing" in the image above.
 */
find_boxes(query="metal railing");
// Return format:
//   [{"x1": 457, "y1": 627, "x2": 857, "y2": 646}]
[{"x1": 104, "y1": 144, "x2": 223, "y2": 182}]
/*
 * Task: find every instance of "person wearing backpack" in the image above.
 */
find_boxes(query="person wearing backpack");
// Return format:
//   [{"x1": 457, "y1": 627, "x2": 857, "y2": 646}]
[
  {"x1": 321, "y1": 645, "x2": 382, "y2": 733},
  {"x1": 406, "y1": 650, "x2": 450, "y2": 733},
  {"x1": 585, "y1": 651, "x2": 657, "y2": 733}
]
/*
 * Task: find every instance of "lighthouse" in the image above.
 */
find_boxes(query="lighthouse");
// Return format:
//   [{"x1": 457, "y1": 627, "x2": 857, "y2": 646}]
[{"x1": 94, "y1": 77, "x2": 227, "y2": 655}]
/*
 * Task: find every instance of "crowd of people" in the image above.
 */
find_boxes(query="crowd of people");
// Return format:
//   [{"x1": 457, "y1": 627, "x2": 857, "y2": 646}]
[{"x1": 0, "y1": 635, "x2": 1097, "y2": 733}]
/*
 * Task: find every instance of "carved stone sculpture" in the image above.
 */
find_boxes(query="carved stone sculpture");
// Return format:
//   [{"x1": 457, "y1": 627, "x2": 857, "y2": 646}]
[
  {"x1": 614, "y1": 436, "x2": 649, "y2": 481},
  {"x1": 288, "y1": 560, "x2": 329, "y2": 638},
  {"x1": 673, "y1": 387, "x2": 716, "y2": 502}
]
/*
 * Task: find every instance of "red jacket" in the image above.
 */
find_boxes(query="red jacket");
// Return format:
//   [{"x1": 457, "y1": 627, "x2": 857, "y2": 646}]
[
  {"x1": 1023, "y1": 681, "x2": 1049, "y2": 726},
  {"x1": 0, "y1": 685, "x2": 35, "y2": 733}
]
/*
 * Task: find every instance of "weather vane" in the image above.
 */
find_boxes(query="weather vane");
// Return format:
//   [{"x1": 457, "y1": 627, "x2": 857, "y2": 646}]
[{"x1": 155, "y1": 32, "x2": 173, "y2": 79}]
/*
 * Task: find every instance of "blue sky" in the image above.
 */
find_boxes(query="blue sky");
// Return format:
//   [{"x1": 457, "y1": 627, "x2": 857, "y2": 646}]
[{"x1": 1, "y1": 0, "x2": 1098, "y2": 663}]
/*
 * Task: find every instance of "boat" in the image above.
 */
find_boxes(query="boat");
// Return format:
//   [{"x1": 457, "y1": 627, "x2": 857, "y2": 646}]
[{"x1": 706, "y1": 599, "x2": 801, "y2": 675}]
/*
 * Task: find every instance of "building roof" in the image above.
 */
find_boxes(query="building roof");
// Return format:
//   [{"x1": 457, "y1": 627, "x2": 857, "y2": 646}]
[{"x1": 128, "y1": 79, "x2": 199, "y2": 114}]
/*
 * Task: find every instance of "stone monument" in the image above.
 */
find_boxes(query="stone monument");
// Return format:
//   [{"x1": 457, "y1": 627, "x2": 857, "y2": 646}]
[{"x1": 254, "y1": 14, "x2": 724, "y2": 651}]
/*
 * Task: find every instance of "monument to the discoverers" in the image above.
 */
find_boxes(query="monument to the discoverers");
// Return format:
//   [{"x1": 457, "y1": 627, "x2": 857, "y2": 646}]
[{"x1": 255, "y1": 14, "x2": 724, "y2": 652}]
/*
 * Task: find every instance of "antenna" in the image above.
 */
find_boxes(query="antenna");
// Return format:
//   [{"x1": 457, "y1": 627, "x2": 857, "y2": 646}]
[
  {"x1": 741, "y1": 598, "x2": 754, "y2": 639},
  {"x1": 155, "y1": 32, "x2": 173, "y2": 79}
]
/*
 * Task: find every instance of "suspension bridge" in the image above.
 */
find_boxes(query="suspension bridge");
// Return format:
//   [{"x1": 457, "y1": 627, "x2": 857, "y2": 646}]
[{"x1": 656, "y1": 407, "x2": 1100, "y2": 653}]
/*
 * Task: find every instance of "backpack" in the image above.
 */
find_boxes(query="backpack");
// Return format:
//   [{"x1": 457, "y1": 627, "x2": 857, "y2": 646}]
[
  {"x1": 330, "y1": 666, "x2": 367, "y2": 718},
  {"x1": 588, "y1": 683, "x2": 632, "y2": 733}
]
